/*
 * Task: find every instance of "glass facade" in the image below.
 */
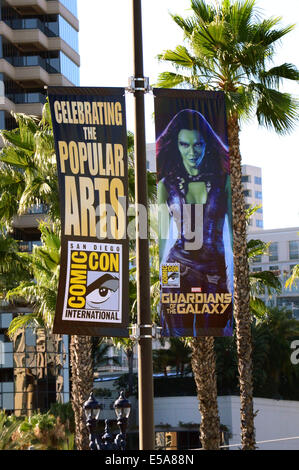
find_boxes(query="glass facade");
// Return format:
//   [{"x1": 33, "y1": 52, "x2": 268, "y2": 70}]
[
  {"x1": 60, "y1": 51, "x2": 79, "y2": 85},
  {"x1": 58, "y1": 0, "x2": 78, "y2": 17},
  {"x1": 59, "y1": 15, "x2": 79, "y2": 52},
  {"x1": 0, "y1": 314, "x2": 69, "y2": 415}
]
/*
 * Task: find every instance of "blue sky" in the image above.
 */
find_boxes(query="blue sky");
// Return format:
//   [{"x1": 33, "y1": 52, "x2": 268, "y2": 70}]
[{"x1": 77, "y1": 0, "x2": 299, "y2": 230}]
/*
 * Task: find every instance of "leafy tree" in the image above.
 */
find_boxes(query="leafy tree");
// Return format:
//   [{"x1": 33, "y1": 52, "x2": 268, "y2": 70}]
[
  {"x1": 0, "y1": 411, "x2": 20, "y2": 450},
  {"x1": 6, "y1": 222, "x2": 60, "y2": 334},
  {"x1": 0, "y1": 104, "x2": 94, "y2": 450},
  {"x1": 254, "y1": 307, "x2": 299, "y2": 398},
  {"x1": 156, "y1": 0, "x2": 299, "y2": 449},
  {"x1": 0, "y1": 229, "x2": 32, "y2": 299},
  {"x1": 0, "y1": 105, "x2": 59, "y2": 227},
  {"x1": 285, "y1": 264, "x2": 299, "y2": 290}
]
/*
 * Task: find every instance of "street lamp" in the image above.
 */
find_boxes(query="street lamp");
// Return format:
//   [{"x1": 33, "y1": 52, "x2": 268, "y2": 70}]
[
  {"x1": 83, "y1": 391, "x2": 131, "y2": 450},
  {"x1": 83, "y1": 392, "x2": 103, "y2": 450},
  {"x1": 114, "y1": 391, "x2": 132, "y2": 450}
]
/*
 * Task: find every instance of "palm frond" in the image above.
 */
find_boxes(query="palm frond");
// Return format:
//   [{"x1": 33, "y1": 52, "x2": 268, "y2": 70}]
[
  {"x1": 7, "y1": 313, "x2": 44, "y2": 339},
  {"x1": 157, "y1": 45, "x2": 197, "y2": 69},
  {"x1": 285, "y1": 264, "x2": 299, "y2": 289},
  {"x1": 247, "y1": 238, "x2": 269, "y2": 259},
  {"x1": 191, "y1": 0, "x2": 217, "y2": 23},
  {"x1": 155, "y1": 71, "x2": 192, "y2": 89},
  {"x1": 259, "y1": 63, "x2": 299, "y2": 89},
  {"x1": 254, "y1": 85, "x2": 299, "y2": 134},
  {"x1": 250, "y1": 296, "x2": 269, "y2": 319}
]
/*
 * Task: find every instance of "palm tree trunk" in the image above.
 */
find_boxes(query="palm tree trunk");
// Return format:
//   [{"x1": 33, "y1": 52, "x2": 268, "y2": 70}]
[
  {"x1": 190, "y1": 337, "x2": 220, "y2": 450},
  {"x1": 227, "y1": 114, "x2": 256, "y2": 450},
  {"x1": 70, "y1": 335, "x2": 93, "y2": 450}
]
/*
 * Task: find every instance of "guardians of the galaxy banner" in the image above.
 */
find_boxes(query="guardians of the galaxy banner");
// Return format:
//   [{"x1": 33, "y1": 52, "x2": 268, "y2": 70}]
[
  {"x1": 154, "y1": 89, "x2": 234, "y2": 337},
  {"x1": 48, "y1": 87, "x2": 129, "y2": 337}
]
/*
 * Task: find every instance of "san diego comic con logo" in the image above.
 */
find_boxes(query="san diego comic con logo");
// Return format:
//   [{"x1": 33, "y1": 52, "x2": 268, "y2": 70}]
[
  {"x1": 161, "y1": 263, "x2": 180, "y2": 288},
  {"x1": 63, "y1": 242, "x2": 122, "y2": 323}
]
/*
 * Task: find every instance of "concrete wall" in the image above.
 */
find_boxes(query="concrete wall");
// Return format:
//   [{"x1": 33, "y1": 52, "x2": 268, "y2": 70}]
[{"x1": 152, "y1": 396, "x2": 299, "y2": 450}]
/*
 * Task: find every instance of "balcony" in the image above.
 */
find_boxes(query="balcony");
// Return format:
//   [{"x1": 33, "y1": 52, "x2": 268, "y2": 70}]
[
  {"x1": 0, "y1": 58, "x2": 74, "y2": 87},
  {"x1": 0, "y1": 18, "x2": 80, "y2": 62},
  {"x1": 3, "y1": 18, "x2": 56, "y2": 38},
  {"x1": 5, "y1": 54, "x2": 59, "y2": 74},
  {"x1": 6, "y1": 92, "x2": 46, "y2": 105},
  {"x1": 0, "y1": 95, "x2": 44, "y2": 117}
]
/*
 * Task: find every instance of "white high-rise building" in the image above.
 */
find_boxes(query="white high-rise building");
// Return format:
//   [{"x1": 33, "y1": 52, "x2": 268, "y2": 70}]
[
  {"x1": 248, "y1": 227, "x2": 299, "y2": 319},
  {"x1": 241, "y1": 165, "x2": 263, "y2": 231}
]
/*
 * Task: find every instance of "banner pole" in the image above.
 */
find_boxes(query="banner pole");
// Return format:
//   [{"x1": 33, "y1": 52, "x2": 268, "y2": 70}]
[{"x1": 132, "y1": 0, "x2": 155, "y2": 450}]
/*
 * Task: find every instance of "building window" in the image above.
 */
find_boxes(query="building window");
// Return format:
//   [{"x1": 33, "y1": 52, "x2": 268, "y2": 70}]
[
  {"x1": 269, "y1": 242, "x2": 278, "y2": 261},
  {"x1": 255, "y1": 191, "x2": 262, "y2": 199},
  {"x1": 256, "y1": 207, "x2": 263, "y2": 214},
  {"x1": 256, "y1": 220, "x2": 263, "y2": 228},
  {"x1": 252, "y1": 267, "x2": 262, "y2": 272},
  {"x1": 243, "y1": 189, "x2": 251, "y2": 197},
  {"x1": 242, "y1": 175, "x2": 251, "y2": 183},
  {"x1": 254, "y1": 176, "x2": 262, "y2": 185},
  {"x1": 269, "y1": 265, "x2": 279, "y2": 272},
  {"x1": 289, "y1": 241, "x2": 299, "y2": 260},
  {"x1": 252, "y1": 255, "x2": 262, "y2": 263}
]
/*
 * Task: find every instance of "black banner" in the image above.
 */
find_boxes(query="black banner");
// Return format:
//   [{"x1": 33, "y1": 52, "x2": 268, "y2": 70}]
[
  {"x1": 48, "y1": 87, "x2": 129, "y2": 337},
  {"x1": 154, "y1": 89, "x2": 234, "y2": 337}
]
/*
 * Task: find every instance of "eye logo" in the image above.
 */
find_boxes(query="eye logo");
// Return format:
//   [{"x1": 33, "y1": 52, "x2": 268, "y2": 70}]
[
  {"x1": 85, "y1": 274, "x2": 119, "y2": 310},
  {"x1": 168, "y1": 272, "x2": 179, "y2": 285}
]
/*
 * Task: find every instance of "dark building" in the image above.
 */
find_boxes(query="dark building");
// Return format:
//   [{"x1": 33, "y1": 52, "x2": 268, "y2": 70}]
[{"x1": 0, "y1": 0, "x2": 79, "y2": 415}]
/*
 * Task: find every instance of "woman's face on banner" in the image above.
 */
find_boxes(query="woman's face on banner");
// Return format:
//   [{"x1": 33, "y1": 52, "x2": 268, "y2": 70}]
[{"x1": 177, "y1": 129, "x2": 206, "y2": 174}]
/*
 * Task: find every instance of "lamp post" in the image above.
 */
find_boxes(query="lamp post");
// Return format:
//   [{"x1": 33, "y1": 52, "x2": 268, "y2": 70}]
[{"x1": 83, "y1": 391, "x2": 131, "y2": 450}]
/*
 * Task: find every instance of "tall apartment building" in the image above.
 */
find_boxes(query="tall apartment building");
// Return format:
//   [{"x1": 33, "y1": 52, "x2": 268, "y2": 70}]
[
  {"x1": 0, "y1": 0, "x2": 80, "y2": 131},
  {"x1": 0, "y1": 0, "x2": 79, "y2": 415},
  {"x1": 241, "y1": 164, "x2": 264, "y2": 231}
]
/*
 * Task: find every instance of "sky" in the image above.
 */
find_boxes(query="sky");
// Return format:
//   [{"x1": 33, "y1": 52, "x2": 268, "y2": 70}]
[{"x1": 77, "y1": 0, "x2": 299, "y2": 231}]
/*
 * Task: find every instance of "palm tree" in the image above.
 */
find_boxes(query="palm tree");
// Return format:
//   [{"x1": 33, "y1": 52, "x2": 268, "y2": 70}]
[
  {"x1": 6, "y1": 222, "x2": 93, "y2": 450},
  {"x1": 6, "y1": 222, "x2": 60, "y2": 333},
  {"x1": 156, "y1": 0, "x2": 299, "y2": 449},
  {"x1": 0, "y1": 104, "x2": 96, "y2": 450},
  {"x1": 247, "y1": 237, "x2": 282, "y2": 317},
  {"x1": 254, "y1": 307, "x2": 299, "y2": 398},
  {"x1": 0, "y1": 229, "x2": 32, "y2": 299},
  {"x1": 0, "y1": 105, "x2": 59, "y2": 227}
]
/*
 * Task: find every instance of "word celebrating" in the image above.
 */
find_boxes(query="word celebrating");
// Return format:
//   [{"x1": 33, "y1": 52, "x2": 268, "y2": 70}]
[{"x1": 53, "y1": 100, "x2": 123, "y2": 126}]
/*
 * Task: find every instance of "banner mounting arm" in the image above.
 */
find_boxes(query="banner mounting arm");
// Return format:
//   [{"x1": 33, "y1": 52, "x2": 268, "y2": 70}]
[{"x1": 126, "y1": 76, "x2": 152, "y2": 93}]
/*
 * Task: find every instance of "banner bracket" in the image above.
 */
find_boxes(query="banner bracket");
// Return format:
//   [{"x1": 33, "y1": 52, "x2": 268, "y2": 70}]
[
  {"x1": 130, "y1": 324, "x2": 162, "y2": 340},
  {"x1": 126, "y1": 76, "x2": 152, "y2": 93}
]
